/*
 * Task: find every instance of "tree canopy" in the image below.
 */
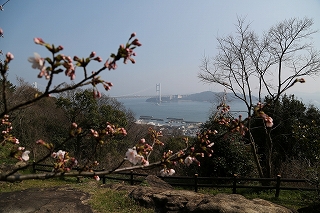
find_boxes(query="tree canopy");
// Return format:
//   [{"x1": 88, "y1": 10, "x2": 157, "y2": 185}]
[{"x1": 198, "y1": 17, "x2": 320, "y2": 178}]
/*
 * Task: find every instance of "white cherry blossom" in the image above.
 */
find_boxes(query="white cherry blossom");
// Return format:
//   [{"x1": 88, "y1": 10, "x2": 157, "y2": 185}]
[{"x1": 28, "y1": 52, "x2": 44, "y2": 69}]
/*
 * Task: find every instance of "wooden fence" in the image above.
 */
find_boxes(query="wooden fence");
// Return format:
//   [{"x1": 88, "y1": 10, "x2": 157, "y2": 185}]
[{"x1": 32, "y1": 163, "x2": 318, "y2": 198}]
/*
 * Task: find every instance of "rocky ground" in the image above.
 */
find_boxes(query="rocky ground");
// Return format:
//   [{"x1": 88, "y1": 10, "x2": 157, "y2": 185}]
[
  {"x1": 0, "y1": 187, "x2": 93, "y2": 213},
  {"x1": 0, "y1": 176, "x2": 317, "y2": 213}
]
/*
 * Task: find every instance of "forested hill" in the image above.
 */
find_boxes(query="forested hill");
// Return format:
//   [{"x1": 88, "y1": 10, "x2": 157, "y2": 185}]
[{"x1": 146, "y1": 91, "x2": 257, "y2": 102}]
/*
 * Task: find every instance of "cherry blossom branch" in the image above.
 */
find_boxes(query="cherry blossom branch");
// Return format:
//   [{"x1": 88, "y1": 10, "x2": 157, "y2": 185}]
[{"x1": 0, "y1": 161, "x2": 163, "y2": 182}]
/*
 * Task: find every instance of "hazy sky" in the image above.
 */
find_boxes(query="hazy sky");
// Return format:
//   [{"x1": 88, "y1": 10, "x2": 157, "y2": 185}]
[{"x1": 1, "y1": 0, "x2": 320, "y2": 102}]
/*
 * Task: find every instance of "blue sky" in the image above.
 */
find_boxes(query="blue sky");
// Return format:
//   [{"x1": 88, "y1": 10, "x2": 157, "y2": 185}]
[{"x1": 1, "y1": 0, "x2": 320, "y2": 103}]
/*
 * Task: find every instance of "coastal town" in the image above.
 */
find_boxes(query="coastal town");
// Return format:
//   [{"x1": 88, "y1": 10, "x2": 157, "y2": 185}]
[{"x1": 135, "y1": 115, "x2": 203, "y2": 137}]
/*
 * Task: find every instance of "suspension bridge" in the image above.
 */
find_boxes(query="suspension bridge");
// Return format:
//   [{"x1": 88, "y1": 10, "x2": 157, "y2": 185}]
[
  {"x1": 32, "y1": 82, "x2": 188, "y2": 101},
  {"x1": 111, "y1": 83, "x2": 188, "y2": 100}
]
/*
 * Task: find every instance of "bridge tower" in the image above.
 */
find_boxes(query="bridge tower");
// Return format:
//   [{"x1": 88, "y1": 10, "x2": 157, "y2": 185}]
[{"x1": 156, "y1": 83, "x2": 161, "y2": 103}]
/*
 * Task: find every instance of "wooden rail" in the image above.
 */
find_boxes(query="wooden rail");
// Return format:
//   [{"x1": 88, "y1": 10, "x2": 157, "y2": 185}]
[{"x1": 32, "y1": 163, "x2": 318, "y2": 198}]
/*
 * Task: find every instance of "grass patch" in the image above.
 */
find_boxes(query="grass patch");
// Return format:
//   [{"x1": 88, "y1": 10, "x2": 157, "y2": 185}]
[{"x1": 89, "y1": 188, "x2": 153, "y2": 213}]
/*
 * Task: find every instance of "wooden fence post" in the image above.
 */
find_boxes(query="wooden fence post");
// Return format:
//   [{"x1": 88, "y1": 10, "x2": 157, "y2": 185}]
[
  {"x1": 32, "y1": 162, "x2": 36, "y2": 173},
  {"x1": 102, "y1": 168, "x2": 106, "y2": 184},
  {"x1": 275, "y1": 175, "x2": 281, "y2": 198},
  {"x1": 130, "y1": 170, "x2": 134, "y2": 185},
  {"x1": 194, "y1": 174, "x2": 198, "y2": 192},
  {"x1": 232, "y1": 174, "x2": 237, "y2": 194}
]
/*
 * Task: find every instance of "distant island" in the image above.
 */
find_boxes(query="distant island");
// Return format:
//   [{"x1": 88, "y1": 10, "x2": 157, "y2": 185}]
[{"x1": 146, "y1": 91, "x2": 257, "y2": 103}]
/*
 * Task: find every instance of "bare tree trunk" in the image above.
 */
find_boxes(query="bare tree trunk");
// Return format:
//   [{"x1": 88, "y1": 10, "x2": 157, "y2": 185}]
[
  {"x1": 265, "y1": 129, "x2": 273, "y2": 178},
  {"x1": 248, "y1": 128, "x2": 264, "y2": 178}
]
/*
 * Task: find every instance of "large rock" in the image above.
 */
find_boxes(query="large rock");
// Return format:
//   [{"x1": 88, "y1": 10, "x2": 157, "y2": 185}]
[
  {"x1": 0, "y1": 187, "x2": 93, "y2": 213},
  {"x1": 108, "y1": 184, "x2": 297, "y2": 213},
  {"x1": 145, "y1": 175, "x2": 173, "y2": 189}
]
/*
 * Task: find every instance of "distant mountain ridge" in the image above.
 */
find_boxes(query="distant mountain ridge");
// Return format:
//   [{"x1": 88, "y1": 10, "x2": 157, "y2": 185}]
[{"x1": 146, "y1": 91, "x2": 257, "y2": 103}]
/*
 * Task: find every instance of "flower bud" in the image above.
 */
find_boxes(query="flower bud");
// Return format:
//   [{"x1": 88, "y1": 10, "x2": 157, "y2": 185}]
[
  {"x1": 6, "y1": 52, "x2": 14, "y2": 62},
  {"x1": 34, "y1": 37, "x2": 45, "y2": 45},
  {"x1": 132, "y1": 39, "x2": 142, "y2": 46},
  {"x1": 90, "y1": 51, "x2": 96, "y2": 58},
  {"x1": 93, "y1": 56, "x2": 102, "y2": 62},
  {"x1": 57, "y1": 45, "x2": 63, "y2": 51}
]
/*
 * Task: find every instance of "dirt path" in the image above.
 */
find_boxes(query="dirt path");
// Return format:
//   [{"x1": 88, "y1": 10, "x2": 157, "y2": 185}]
[{"x1": 0, "y1": 187, "x2": 94, "y2": 213}]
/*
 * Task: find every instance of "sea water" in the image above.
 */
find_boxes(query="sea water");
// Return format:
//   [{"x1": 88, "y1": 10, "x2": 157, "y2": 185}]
[{"x1": 118, "y1": 98, "x2": 247, "y2": 123}]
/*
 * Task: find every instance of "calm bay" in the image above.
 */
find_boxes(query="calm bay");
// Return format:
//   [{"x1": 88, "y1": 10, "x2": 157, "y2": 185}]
[{"x1": 118, "y1": 98, "x2": 247, "y2": 123}]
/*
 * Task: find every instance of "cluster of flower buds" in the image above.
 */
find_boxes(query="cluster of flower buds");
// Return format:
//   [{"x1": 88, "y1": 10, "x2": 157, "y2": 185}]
[
  {"x1": 196, "y1": 130, "x2": 216, "y2": 157},
  {"x1": 125, "y1": 128, "x2": 165, "y2": 167},
  {"x1": 124, "y1": 128, "x2": 165, "y2": 167},
  {"x1": 0, "y1": 51, "x2": 14, "y2": 75},
  {"x1": 228, "y1": 115, "x2": 248, "y2": 136},
  {"x1": 217, "y1": 103, "x2": 231, "y2": 113},
  {"x1": 213, "y1": 103, "x2": 249, "y2": 136},
  {"x1": 28, "y1": 34, "x2": 141, "y2": 101},
  {"x1": 212, "y1": 104, "x2": 233, "y2": 126},
  {"x1": 148, "y1": 127, "x2": 164, "y2": 146},
  {"x1": 60, "y1": 54, "x2": 75, "y2": 80},
  {"x1": 125, "y1": 136, "x2": 164, "y2": 167},
  {"x1": 51, "y1": 150, "x2": 78, "y2": 172},
  {"x1": 161, "y1": 149, "x2": 176, "y2": 169},
  {"x1": 184, "y1": 155, "x2": 200, "y2": 166},
  {"x1": 1, "y1": 115, "x2": 19, "y2": 145},
  {"x1": 107, "y1": 32, "x2": 142, "y2": 70},
  {"x1": 91, "y1": 73, "x2": 113, "y2": 91},
  {"x1": 90, "y1": 123, "x2": 127, "y2": 144},
  {"x1": 254, "y1": 102, "x2": 274, "y2": 128},
  {"x1": 135, "y1": 138, "x2": 153, "y2": 156},
  {"x1": 90, "y1": 161, "x2": 101, "y2": 181},
  {"x1": 69, "y1": 122, "x2": 82, "y2": 137},
  {"x1": 154, "y1": 129, "x2": 215, "y2": 176},
  {"x1": 159, "y1": 168, "x2": 175, "y2": 177},
  {"x1": 73, "y1": 51, "x2": 103, "y2": 69},
  {"x1": 289, "y1": 78, "x2": 306, "y2": 88},
  {"x1": 29, "y1": 38, "x2": 72, "y2": 80},
  {"x1": 10, "y1": 146, "x2": 30, "y2": 161},
  {"x1": 91, "y1": 71, "x2": 114, "y2": 98},
  {"x1": 36, "y1": 139, "x2": 54, "y2": 150}
]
